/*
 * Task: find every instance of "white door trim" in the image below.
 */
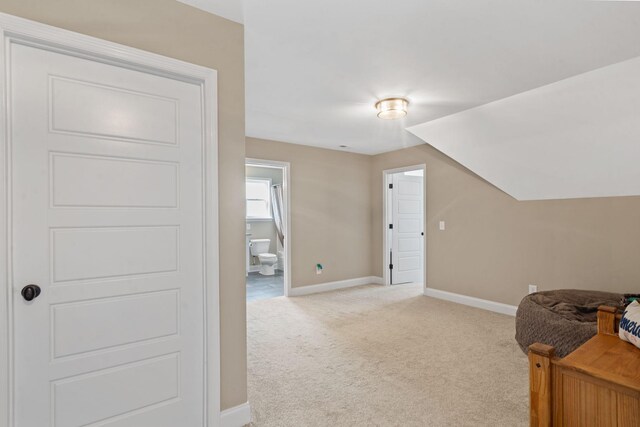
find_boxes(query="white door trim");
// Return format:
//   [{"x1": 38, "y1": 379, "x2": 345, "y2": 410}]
[
  {"x1": 382, "y1": 164, "x2": 427, "y2": 290},
  {"x1": 0, "y1": 13, "x2": 220, "y2": 427},
  {"x1": 245, "y1": 158, "x2": 292, "y2": 297}
]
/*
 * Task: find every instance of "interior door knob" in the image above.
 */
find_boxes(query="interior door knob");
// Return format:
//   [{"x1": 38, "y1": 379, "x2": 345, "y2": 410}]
[{"x1": 21, "y1": 284, "x2": 41, "y2": 302}]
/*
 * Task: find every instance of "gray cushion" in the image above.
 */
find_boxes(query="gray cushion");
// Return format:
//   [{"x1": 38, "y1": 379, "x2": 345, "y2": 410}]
[{"x1": 515, "y1": 289, "x2": 624, "y2": 358}]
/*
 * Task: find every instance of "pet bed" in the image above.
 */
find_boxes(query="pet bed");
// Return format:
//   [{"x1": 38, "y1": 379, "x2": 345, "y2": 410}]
[{"x1": 515, "y1": 289, "x2": 623, "y2": 358}]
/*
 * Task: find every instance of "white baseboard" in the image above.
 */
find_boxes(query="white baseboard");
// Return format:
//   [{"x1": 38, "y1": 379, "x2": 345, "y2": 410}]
[
  {"x1": 423, "y1": 287, "x2": 517, "y2": 316},
  {"x1": 368, "y1": 276, "x2": 384, "y2": 285},
  {"x1": 220, "y1": 402, "x2": 251, "y2": 427},
  {"x1": 289, "y1": 276, "x2": 384, "y2": 296}
]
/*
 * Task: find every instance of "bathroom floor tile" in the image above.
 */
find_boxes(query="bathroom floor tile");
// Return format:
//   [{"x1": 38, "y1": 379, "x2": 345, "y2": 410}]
[{"x1": 246, "y1": 271, "x2": 284, "y2": 302}]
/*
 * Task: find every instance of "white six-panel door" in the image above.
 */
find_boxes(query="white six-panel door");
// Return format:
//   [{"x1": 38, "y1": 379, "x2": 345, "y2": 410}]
[
  {"x1": 390, "y1": 173, "x2": 424, "y2": 285},
  {"x1": 9, "y1": 38, "x2": 208, "y2": 426}
]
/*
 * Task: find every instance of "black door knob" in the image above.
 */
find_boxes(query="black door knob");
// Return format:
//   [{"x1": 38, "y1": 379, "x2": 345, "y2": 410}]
[{"x1": 21, "y1": 284, "x2": 41, "y2": 302}]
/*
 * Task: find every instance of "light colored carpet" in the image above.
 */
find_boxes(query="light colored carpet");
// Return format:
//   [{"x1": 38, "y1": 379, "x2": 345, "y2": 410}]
[{"x1": 247, "y1": 283, "x2": 529, "y2": 426}]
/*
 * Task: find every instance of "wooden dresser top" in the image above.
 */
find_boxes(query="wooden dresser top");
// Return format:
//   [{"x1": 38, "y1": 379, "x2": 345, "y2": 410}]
[{"x1": 556, "y1": 334, "x2": 640, "y2": 394}]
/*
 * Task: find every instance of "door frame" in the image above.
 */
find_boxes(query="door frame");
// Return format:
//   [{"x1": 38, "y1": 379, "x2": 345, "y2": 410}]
[
  {"x1": 245, "y1": 158, "x2": 292, "y2": 297},
  {"x1": 382, "y1": 164, "x2": 427, "y2": 289},
  {"x1": 0, "y1": 13, "x2": 221, "y2": 427}
]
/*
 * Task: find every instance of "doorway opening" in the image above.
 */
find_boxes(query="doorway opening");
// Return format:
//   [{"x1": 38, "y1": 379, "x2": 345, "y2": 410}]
[
  {"x1": 382, "y1": 165, "x2": 426, "y2": 289},
  {"x1": 245, "y1": 158, "x2": 291, "y2": 301}
]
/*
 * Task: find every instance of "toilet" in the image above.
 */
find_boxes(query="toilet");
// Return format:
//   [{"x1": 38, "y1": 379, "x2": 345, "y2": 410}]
[{"x1": 249, "y1": 239, "x2": 277, "y2": 275}]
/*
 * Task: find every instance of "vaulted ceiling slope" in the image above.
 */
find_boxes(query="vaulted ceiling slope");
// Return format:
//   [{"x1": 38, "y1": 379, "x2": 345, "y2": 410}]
[
  {"x1": 408, "y1": 56, "x2": 640, "y2": 201},
  {"x1": 244, "y1": 1, "x2": 640, "y2": 154},
  {"x1": 176, "y1": 0, "x2": 243, "y2": 23}
]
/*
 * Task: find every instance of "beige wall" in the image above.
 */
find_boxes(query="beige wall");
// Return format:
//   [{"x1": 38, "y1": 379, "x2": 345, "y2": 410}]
[
  {"x1": 246, "y1": 138, "x2": 372, "y2": 287},
  {"x1": 0, "y1": 0, "x2": 247, "y2": 410},
  {"x1": 371, "y1": 144, "x2": 640, "y2": 306},
  {"x1": 247, "y1": 137, "x2": 640, "y2": 304}
]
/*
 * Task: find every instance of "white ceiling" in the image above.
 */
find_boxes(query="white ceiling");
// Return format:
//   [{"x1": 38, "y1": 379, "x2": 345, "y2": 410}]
[
  {"x1": 180, "y1": 0, "x2": 640, "y2": 199},
  {"x1": 244, "y1": 1, "x2": 640, "y2": 154},
  {"x1": 176, "y1": 0, "x2": 243, "y2": 23},
  {"x1": 407, "y1": 56, "x2": 640, "y2": 201}
]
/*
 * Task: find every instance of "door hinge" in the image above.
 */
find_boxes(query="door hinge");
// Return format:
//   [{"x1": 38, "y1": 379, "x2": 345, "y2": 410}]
[
  {"x1": 388, "y1": 224, "x2": 393, "y2": 229},
  {"x1": 388, "y1": 183, "x2": 393, "y2": 189},
  {"x1": 389, "y1": 263, "x2": 393, "y2": 270}
]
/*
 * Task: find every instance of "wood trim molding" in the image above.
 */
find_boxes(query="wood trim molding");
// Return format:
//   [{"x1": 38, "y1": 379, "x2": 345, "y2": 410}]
[
  {"x1": 528, "y1": 347, "x2": 554, "y2": 427},
  {"x1": 529, "y1": 343, "x2": 556, "y2": 359},
  {"x1": 597, "y1": 305, "x2": 619, "y2": 336}
]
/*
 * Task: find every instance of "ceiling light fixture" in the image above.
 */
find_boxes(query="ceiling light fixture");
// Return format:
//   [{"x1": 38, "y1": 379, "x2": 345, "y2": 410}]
[{"x1": 375, "y1": 98, "x2": 408, "y2": 120}]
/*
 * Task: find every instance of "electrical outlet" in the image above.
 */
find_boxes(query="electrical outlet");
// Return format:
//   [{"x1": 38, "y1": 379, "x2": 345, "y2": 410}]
[
  {"x1": 528, "y1": 284, "x2": 538, "y2": 294},
  {"x1": 316, "y1": 263, "x2": 323, "y2": 275}
]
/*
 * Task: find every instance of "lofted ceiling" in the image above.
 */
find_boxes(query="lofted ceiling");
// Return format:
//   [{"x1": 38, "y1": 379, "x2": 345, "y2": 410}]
[
  {"x1": 176, "y1": 0, "x2": 243, "y2": 23},
  {"x1": 244, "y1": 1, "x2": 640, "y2": 155},
  {"x1": 180, "y1": 0, "x2": 640, "y2": 199},
  {"x1": 407, "y1": 56, "x2": 640, "y2": 201}
]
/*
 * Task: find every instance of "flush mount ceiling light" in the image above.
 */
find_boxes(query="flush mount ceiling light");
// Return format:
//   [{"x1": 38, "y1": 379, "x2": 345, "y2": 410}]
[{"x1": 375, "y1": 98, "x2": 409, "y2": 120}]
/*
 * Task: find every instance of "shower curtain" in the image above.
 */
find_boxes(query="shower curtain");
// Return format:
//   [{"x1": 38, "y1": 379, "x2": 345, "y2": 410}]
[{"x1": 271, "y1": 184, "x2": 285, "y2": 246}]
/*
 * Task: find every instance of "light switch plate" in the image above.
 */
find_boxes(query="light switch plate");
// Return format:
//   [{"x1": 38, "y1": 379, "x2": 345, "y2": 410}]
[{"x1": 439, "y1": 221, "x2": 445, "y2": 231}]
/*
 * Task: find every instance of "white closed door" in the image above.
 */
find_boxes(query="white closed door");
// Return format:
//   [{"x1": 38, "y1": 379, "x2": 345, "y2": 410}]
[
  {"x1": 390, "y1": 173, "x2": 424, "y2": 284},
  {"x1": 11, "y1": 42, "x2": 206, "y2": 426}
]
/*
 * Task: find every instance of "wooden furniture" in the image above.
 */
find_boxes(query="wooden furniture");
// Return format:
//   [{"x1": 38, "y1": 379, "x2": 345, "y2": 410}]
[{"x1": 529, "y1": 306, "x2": 640, "y2": 426}]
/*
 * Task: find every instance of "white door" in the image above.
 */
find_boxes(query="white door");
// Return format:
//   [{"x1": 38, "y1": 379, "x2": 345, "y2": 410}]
[
  {"x1": 390, "y1": 172, "x2": 424, "y2": 284},
  {"x1": 11, "y1": 41, "x2": 206, "y2": 426}
]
